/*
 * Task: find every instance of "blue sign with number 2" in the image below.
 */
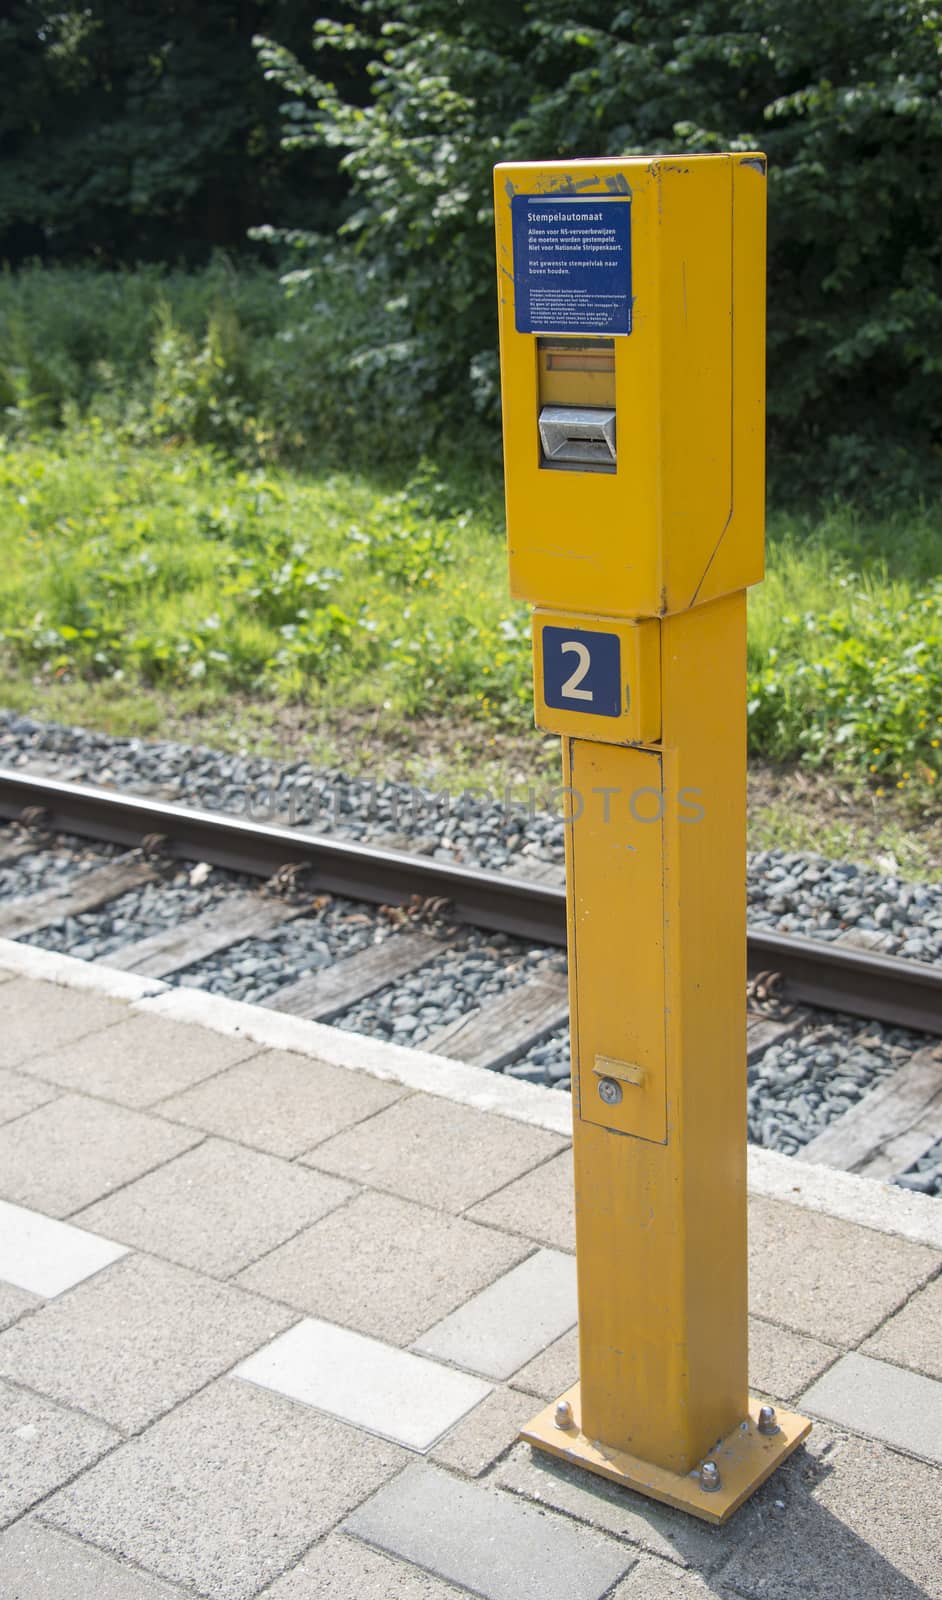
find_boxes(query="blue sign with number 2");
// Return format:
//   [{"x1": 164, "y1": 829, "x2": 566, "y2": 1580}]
[{"x1": 542, "y1": 626, "x2": 621, "y2": 718}]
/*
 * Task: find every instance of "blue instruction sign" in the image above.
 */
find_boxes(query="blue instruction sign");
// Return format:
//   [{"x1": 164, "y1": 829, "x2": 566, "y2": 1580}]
[
  {"x1": 542, "y1": 626, "x2": 622, "y2": 719},
  {"x1": 512, "y1": 196, "x2": 632, "y2": 336}
]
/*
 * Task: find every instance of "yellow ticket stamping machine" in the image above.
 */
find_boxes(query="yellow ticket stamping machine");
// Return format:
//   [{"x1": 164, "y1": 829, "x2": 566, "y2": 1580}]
[{"x1": 494, "y1": 155, "x2": 811, "y2": 1523}]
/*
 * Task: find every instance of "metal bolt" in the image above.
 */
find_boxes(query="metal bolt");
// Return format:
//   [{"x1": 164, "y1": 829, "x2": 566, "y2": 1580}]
[
  {"x1": 554, "y1": 1400, "x2": 574, "y2": 1430},
  {"x1": 698, "y1": 1460, "x2": 721, "y2": 1493},
  {"x1": 757, "y1": 1404, "x2": 780, "y2": 1437},
  {"x1": 598, "y1": 1077, "x2": 623, "y2": 1106}
]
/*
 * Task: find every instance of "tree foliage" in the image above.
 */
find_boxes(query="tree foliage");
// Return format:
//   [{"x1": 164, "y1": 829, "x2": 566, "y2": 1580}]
[
  {"x1": 256, "y1": 0, "x2": 942, "y2": 496},
  {"x1": 0, "y1": 1, "x2": 349, "y2": 264}
]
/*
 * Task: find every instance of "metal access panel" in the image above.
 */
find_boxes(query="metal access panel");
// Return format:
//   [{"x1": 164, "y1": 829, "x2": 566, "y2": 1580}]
[{"x1": 567, "y1": 741, "x2": 668, "y2": 1144}]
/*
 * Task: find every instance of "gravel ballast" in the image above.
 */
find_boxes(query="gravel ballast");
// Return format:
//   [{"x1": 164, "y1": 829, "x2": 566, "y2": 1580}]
[
  {"x1": 1, "y1": 713, "x2": 939, "y2": 1196},
  {"x1": 3, "y1": 713, "x2": 941, "y2": 963}
]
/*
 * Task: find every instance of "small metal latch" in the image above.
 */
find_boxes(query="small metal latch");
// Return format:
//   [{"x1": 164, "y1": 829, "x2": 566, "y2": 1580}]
[
  {"x1": 593, "y1": 1055, "x2": 645, "y2": 1087},
  {"x1": 539, "y1": 405, "x2": 616, "y2": 468}
]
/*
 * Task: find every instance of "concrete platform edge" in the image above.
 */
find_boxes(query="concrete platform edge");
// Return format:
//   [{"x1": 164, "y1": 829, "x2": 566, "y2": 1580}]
[
  {"x1": 0, "y1": 936, "x2": 168, "y2": 1002},
  {"x1": 746, "y1": 1143, "x2": 942, "y2": 1250},
  {"x1": 2, "y1": 939, "x2": 939, "y2": 1247}
]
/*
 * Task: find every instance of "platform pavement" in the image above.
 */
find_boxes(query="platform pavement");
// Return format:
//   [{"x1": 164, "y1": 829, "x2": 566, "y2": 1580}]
[{"x1": 0, "y1": 939, "x2": 940, "y2": 1600}]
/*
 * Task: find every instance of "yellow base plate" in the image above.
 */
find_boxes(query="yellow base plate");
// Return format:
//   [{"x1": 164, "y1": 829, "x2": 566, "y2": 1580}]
[{"x1": 520, "y1": 1387, "x2": 811, "y2": 1525}]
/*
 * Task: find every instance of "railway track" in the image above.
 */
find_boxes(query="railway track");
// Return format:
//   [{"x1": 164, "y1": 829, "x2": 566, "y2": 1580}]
[{"x1": 1, "y1": 767, "x2": 940, "y2": 1190}]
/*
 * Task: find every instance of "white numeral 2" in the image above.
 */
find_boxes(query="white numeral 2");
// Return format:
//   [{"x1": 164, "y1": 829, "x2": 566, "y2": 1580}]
[{"x1": 560, "y1": 640, "x2": 593, "y2": 701}]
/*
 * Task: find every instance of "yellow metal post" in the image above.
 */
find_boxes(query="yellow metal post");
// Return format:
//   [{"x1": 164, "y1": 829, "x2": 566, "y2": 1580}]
[{"x1": 494, "y1": 155, "x2": 810, "y2": 1523}]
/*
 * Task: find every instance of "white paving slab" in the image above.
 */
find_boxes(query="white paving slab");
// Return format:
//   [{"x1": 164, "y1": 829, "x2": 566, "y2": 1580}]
[
  {"x1": 801, "y1": 1351, "x2": 942, "y2": 1465},
  {"x1": 413, "y1": 1249, "x2": 578, "y2": 1379},
  {"x1": 0, "y1": 1198, "x2": 127, "y2": 1298},
  {"x1": 234, "y1": 1316, "x2": 492, "y2": 1453}
]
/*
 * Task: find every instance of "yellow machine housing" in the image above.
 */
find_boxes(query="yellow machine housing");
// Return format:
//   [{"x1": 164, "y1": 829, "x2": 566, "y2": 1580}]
[
  {"x1": 494, "y1": 154, "x2": 767, "y2": 619},
  {"x1": 495, "y1": 153, "x2": 810, "y2": 1524}
]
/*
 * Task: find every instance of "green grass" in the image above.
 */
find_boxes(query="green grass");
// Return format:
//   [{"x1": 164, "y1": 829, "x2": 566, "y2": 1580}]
[
  {"x1": 750, "y1": 507, "x2": 942, "y2": 797},
  {"x1": 0, "y1": 429, "x2": 939, "y2": 804},
  {"x1": 0, "y1": 428, "x2": 525, "y2": 723}
]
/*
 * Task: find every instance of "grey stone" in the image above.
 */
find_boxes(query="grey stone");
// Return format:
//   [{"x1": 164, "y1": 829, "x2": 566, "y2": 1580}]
[
  {"x1": 510, "y1": 1325, "x2": 580, "y2": 1400},
  {"x1": 304, "y1": 1092, "x2": 567, "y2": 1213},
  {"x1": 467, "y1": 1149, "x2": 576, "y2": 1252},
  {"x1": 157, "y1": 1047, "x2": 405, "y2": 1157},
  {"x1": 0, "y1": 1068, "x2": 59, "y2": 1126},
  {"x1": 238, "y1": 1191, "x2": 529, "y2": 1346},
  {"x1": 430, "y1": 1387, "x2": 538, "y2": 1477},
  {"x1": 20, "y1": 1013, "x2": 258, "y2": 1107},
  {"x1": 41, "y1": 1378, "x2": 404, "y2": 1600},
  {"x1": 0, "y1": 1377, "x2": 119, "y2": 1526},
  {"x1": 748, "y1": 1196, "x2": 939, "y2": 1344},
  {"x1": 414, "y1": 1249, "x2": 576, "y2": 1378},
  {"x1": 0, "y1": 1281, "x2": 40, "y2": 1332},
  {"x1": 716, "y1": 1428, "x2": 942, "y2": 1599},
  {"x1": 0, "y1": 1094, "x2": 200, "y2": 1218},
  {"x1": 0, "y1": 1521, "x2": 186, "y2": 1600},
  {"x1": 801, "y1": 1351, "x2": 942, "y2": 1463},
  {"x1": 75, "y1": 1138, "x2": 354, "y2": 1277},
  {"x1": 495, "y1": 1443, "x2": 731, "y2": 1574},
  {"x1": 343, "y1": 1460, "x2": 635, "y2": 1600},
  {"x1": 0, "y1": 1253, "x2": 291, "y2": 1433},
  {"x1": 862, "y1": 1276, "x2": 942, "y2": 1381},
  {"x1": 748, "y1": 1315, "x2": 840, "y2": 1402},
  {"x1": 0, "y1": 980, "x2": 127, "y2": 1069},
  {"x1": 260, "y1": 1532, "x2": 466, "y2": 1598}
]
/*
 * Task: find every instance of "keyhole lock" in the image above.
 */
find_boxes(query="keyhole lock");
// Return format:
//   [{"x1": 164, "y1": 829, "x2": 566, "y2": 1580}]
[{"x1": 597, "y1": 1077, "x2": 623, "y2": 1107}]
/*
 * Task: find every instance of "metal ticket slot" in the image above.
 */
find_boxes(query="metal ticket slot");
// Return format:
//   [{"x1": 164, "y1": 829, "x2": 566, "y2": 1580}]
[{"x1": 493, "y1": 154, "x2": 811, "y2": 1523}]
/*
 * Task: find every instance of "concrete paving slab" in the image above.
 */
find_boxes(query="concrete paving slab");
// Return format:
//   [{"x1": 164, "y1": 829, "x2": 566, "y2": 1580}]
[
  {"x1": 0, "y1": 1377, "x2": 119, "y2": 1526},
  {"x1": 748, "y1": 1195, "x2": 940, "y2": 1345},
  {"x1": 0, "y1": 1252, "x2": 292, "y2": 1433},
  {"x1": 0, "y1": 979, "x2": 128, "y2": 1068},
  {"x1": 509, "y1": 1325, "x2": 579, "y2": 1400},
  {"x1": 0, "y1": 1280, "x2": 40, "y2": 1331},
  {"x1": 237, "y1": 1191, "x2": 530, "y2": 1347},
  {"x1": 75, "y1": 1138, "x2": 354, "y2": 1278},
  {"x1": 235, "y1": 1315, "x2": 491, "y2": 1452},
  {"x1": 260, "y1": 1531, "x2": 466, "y2": 1598},
  {"x1": 157, "y1": 1046, "x2": 406, "y2": 1157},
  {"x1": 862, "y1": 1275, "x2": 942, "y2": 1382},
  {"x1": 414, "y1": 1249, "x2": 577, "y2": 1379},
  {"x1": 748, "y1": 1315, "x2": 840, "y2": 1403},
  {"x1": 429, "y1": 1387, "x2": 538, "y2": 1478},
  {"x1": 467, "y1": 1148, "x2": 575, "y2": 1252},
  {"x1": 0, "y1": 1066, "x2": 59, "y2": 1126},
  {"x1": 343, "y1": 1460, "x2": 636, "y2": 1600},
  {"x1": 0, "y1": 1522, "x2": 190, "y2": 1600},
  {"x1": 139, "y1": 984, "x2": 572, "y2": 1139},
  {"x1": 0, "y1": 1521, "x2": 193, "y2": 1600},
  {"x1": 495, "y1": 1443, "x2": 731, "y2": 1574},
  {"x1": 610, "y1": 1556, "x2": 737, "y2": 1597},
  {"x1": 0, "y1": 1094, "x2": 200, "y2": 1218},
  {"x1": 801, "y1": 1351, "x2": 942, "y2": 1463},
  {"x1": 19, "y1": 1012, "x2": 259, "y2": 1107},
  {"x1": 716, "y1": 1429, "x2": 942, "y2": 1599},
  {"x1": 305, "y1": 1092, "x2": 568, "y2": 1214},
  {"x1": 42, "y1": 1378, "x2": 405, "y2": 1600},
  {"x1": 0, "y1": 1198, "x2": 127, "y2": 1297}
]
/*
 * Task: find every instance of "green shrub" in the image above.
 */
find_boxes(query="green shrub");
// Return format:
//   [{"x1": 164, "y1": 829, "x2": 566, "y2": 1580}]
[{"x1": 256, "y1": 0, "x2": 942, "y2": 502}]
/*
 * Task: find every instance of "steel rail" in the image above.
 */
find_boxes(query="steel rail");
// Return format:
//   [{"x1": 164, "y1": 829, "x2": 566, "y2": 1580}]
[{"x1": 0, "y1": 768, "x2": 939, "y2": 1036}]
